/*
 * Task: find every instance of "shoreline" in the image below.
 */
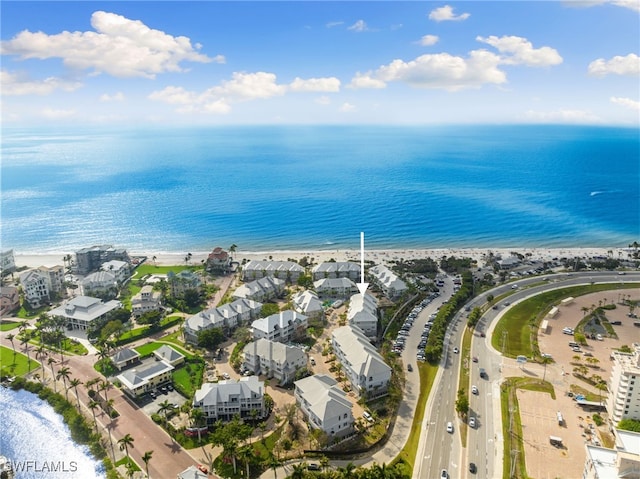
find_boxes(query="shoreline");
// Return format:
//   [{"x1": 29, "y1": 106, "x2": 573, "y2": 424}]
[{"x1": 12, "y1": 246, "x2": 634, "y2": 269}]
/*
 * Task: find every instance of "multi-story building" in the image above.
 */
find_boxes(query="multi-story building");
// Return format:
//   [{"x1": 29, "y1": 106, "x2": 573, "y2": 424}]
[
  {"x1": 331, "y1": 325, "x2": 392, "y2": 398},
  {"x1": 314, "y1": 277, "x2": 358, "y2": 299},
  {"x1": 369, "y1": 264, "x2": 407, "y2": 299},
  {"x1": 242, "y1": 338, "x2": 307, "y2": 385},
  {"x1": 607, "y1": 343, "x2": 640, "y2": 423},
  {"x1": 294, "y1": 374, "x2": 354, "y2": 438},
  {"x1": 167, "y1": 270, "x2": 202, "y2": 298},
  {"x1": 183, "y1": 298, "x2": 262, "y2": 344},
  {"x1": 347, "y1": 293, "x2": 378, "y2": 338},
  {"x1": 0, "y1": 249, "x2": 16, "y2": 276},
  {"x1": 311, "y1": 262, "x2": 360, "y2": 281},
  {"x1": 583, "y1": 428, "x2": 640, "y2": 479},
  {"x1": 100, "y1": 260, "x2": 130, "y2": 283},
  {"x1": 81, "y1": 271, "x2": 118, "y2": 298},
  {"x1": 242, "y1": 260, "x2": 304, "y2": 283},
  {"x1": 192, "y1": 376, "x2": 266, "y2": 423},
  {"x1": 19, "y1": 269, "x2": 50, "y2": 308},
  {"x1": 251, "y1": 310, "x2": 308, "y2": 344},
  {"x1": 233, "y1": 276, "x2": 285, "y2": 302},
  {"x1": 117, "y1": 360, "x2": 174, "y2": 398},
  {"x1": 74, "y1": 245, "x2": 130, "y2": 275},
  {"x1": 206, "y1": 247, "x2": 231, "y2": 274},
  {"x1": 0, "y1": 286, "x2": 20, "y2": 316},
  {"x1": 292, "y1": 290, "x2": 324, "y2": 321},
  {"x1": 49, "y1": 295, "x2": 123, "y2": 330},
  {"x1": 131, "y1": 285, "x2": 162, "y2": 317}
]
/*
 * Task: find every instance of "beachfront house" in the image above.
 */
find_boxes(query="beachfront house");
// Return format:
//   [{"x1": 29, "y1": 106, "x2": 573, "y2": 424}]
[
  {"x1": 131, "y1": 285, "x2": 162, "y2": 317},
  {"x1": 242, "y1": 260, "x2": 304, "y2": 283},
  {"x1": 117, "y1": 360, "x2": 174, "y2": 398},
  {"x1": 0, "y1": 286, "x2": 20, "y2": 316},
  {"x1": 75, "y1": 245, "x2": 130, "y2": 275},
  {"x1": 251, "y1": 310, "x2": 308, "y2": 344},
  {"x1": 192, "y1": 376, "x2": 266, "y2": 423},
  {"x1": 49, "y1": 295, "x2": 123, "y2": 331},
  {"x1": 167, "y1": 270, "x2": 202, "y2": 298},
  {"x1": 347, "y1": 292, "x2": 378, "y2": 338},
  {"x1": 206, "y1": 247, "x2": 231, "y2": 274},
  {"x1": 81, "y1": 270, "x2": 118, "y2": 298},
  {"x1": 232, "y1": 276, "x2": 285, "y2": 302},
  {"x1": 314, "y1": 277, "x2": 359, "y2": 299},
  {"x1": 294, "y1": 374, "x2": 355, "y2": 438},
  {"x1": 292, "y1": 290, "x2": 324, "y2": 321},
  {"x1": 100, "y1": 260, "x2": 130, "y2": 283},
  {"x1": 311, "y1": 262, "x2": 361, "y2": 281},
  {"x1": 331, "y1": 325, "x2": 392, "y2": 398},
  {"x1": 183, "y1": 298, "x2": 262, "y2": 344},
  {"x1": 242, "y1": 338, "x2": 307, "y2": 385},
  {"x1": 368, "y1": 264, "x2": 407, "y2": 299}
]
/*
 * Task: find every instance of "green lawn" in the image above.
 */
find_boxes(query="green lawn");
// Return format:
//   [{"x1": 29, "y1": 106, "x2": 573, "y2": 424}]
[
  {"x1": 0, "y1": 321, "x2": 21, "y2": 331},
  {"x1": 172, "y1": 360, "x2": 205, "y2": 398},
  {"x1": 132, "y1": 264, "x2": 198, "y2": 279},
  {"x1": 0, "y1": 345, "x2": 39, "y2": 377}
]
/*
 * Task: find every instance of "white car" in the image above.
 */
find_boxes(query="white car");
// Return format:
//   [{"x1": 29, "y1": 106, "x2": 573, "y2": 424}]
[
  {"x1": 363, "y1": 411, "x2": 374, "y2": 422},
  {"x1": 441, "y1": 470, "x2": 448, "y2": 478},
  {"x1": 453, "y1": 347, "x2": 459, "y2": 354},
  {"x1": 446, "y1": 421, "x2": 454, "y2": 433},
  {"x1": 469, "y1": 416, "x2": 476, "y2": 428},
  {"x1": 471, "y1": 385, "x2": 479, "y2": 395}
]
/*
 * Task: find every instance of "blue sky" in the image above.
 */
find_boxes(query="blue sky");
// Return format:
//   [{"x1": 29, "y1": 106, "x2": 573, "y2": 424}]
[{"x1": 1, "y1": 1, "x2": 638, "y2": 126}]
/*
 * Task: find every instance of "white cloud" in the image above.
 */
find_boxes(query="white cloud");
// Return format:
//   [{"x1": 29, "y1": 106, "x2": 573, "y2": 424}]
[
  {"x1": 523, "y1": 109, "x2": 601, "y2": 123},
  {"x1": 1, "y1": 70, "x2": 82, "y2": 96},
  {"x1": 348, "y1": 72, "x2": 387, "y2": 89},
  {"x1": 289, "y1": 77, "x2": 340, "y2": 92},
  {"x1": 212, "y1": 72, "x2": 287, "y2": 99},
  {"x1": 419, "y1": 35, "x2": 439, "y2": 46},
  {"x1": 326, "y1": 21, "x2": 344, "y2": 28},
  {"x1": 99, "y1": 92, "x2": 125, "y2": 102},
  {"x1": 339, "y1": 102, "x2": 356, "y2": 112},
  {"x1": 148, "y1": 86, "x2": 197, "y2": 105},
  {"x1": 428, "y1": 5, "x2": 470, "y2": 22},
  {"x1": 41, "y1": 108, "x2": 76, "y2": 119},
  {"x1": 477, "y1": 35, "x2": 563, "y2": 67},
  {"x1": 588, "y1": 53, "x2": 640, "y2": 76},
  {"x1": 610, "y1": 96, "x2": 640, "y2": 110},
  {"x1": 563, "y1": 0, "x2": 640, "y2": 12},
  {"x1": 315, "y1": 96, "x2": 331, "y2": 105},
  {"x1": 348, "y1": 20, "x2": 368, "y2": 32},
  {"x1": 0, "y1": 11, "x2": 216, "y2": 79}
]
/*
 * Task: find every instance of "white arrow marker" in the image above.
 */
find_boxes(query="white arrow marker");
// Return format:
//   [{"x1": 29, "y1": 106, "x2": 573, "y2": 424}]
[{"x1": 357, "y1": 231, "x2": 369, "y2": 295}]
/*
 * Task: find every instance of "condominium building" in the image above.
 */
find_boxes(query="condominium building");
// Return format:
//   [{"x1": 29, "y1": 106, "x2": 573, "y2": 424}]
[
  {"x1": 368, "y1": 264, "x2": 407, "y2": 299},
  {"x1": 81, "y1": 271, "x2": 118, "y2": 298},
  {"x1": 311, "y1": 262, "x2": 361, "y2": 281},
  {"x1": 242, "y1": 260, "x2": 304, "y2": 283},
  {"x1": 314, "y1": 277, "x2": 358, "y2": 299},
  {"x1": 75, "y1": 245, "x2": 130, "y2": 275},
  {"x1": 331, "y1": 325, "x2": 392, "y2": 398},
  {"x1": 583, "y1": 428, "x2": 640, "y2": 479},
  {"x1": 294, "y1": 374, "x2": 354, "y2": 438},
  {"x1": 607, "y1": 343, "x2": 640, "y2": 423},
  {"x1": 192, "y1": 377, "x2": 266, "y2": 423},
  {"x1": 1, "y1": 249, "x2": 16, "y2": 275},
  {"x1": 19, "y1": 265, "x2": 66, "y2": 308},
  {"x1": 242, "y1": 338, "x2": 307, "y2": 385},
  {"x1": 183, "y1": 298, "x2": 262, "y2": 344},
  {"x1": 292, "y1": 290, "x2": 324, "y2": 320},
  {"x1": 347, "y1": 293, "x2": 378, "y2": 338},
  {"x1": 233, "y1": 276, "x2": 285, "y2": 302},
  {"x1": 100, "y1": 260, "x2": 130, "y2": 283},
  {"x1": 251, "y1": 310, "x2": 308, "y2": 343}
]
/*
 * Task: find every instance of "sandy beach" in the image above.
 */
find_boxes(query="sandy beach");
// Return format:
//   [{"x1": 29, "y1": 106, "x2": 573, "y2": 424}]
[{"x1": 12, "y1": 246, "x2": 633, "y2": 270}]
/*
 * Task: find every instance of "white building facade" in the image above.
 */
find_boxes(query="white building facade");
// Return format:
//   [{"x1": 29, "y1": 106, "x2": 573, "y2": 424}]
[
  {"x1": 251, "y1": 310, "x2": 308, "y2": 343},
  {"x1": 607, "y1": 344, "x2": 640, "y2": 423},
  {"x1": 369, "y1": 264, "x2": 407, "y2": 299},
  {"x1": 347, "y1": 293, "x2": 378, "y2": 338},
  {"x1": 311, "y1": 262, "x2": 360, "y2": 281},
  {"x1": 192, "y1": 377, "x2": 266, "y2": 423},
  {"x1": 242, "y1": 260, "x2": 304, "y2": 283},
  {"x1": 183, "y1": 298, "x2": 262, "y2": 344},
  {"x1": 242, "y1": 338, "x2": 307, "y2": 385}
]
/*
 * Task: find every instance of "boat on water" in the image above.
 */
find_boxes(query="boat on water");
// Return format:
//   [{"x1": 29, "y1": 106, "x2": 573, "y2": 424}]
[{"x1": 0, "y1": 455, "x2": 14, "y2": 478}]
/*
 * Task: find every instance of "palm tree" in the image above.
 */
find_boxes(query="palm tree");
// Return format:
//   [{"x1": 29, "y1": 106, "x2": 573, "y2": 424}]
[
  {"x1": 20, "y1": 333, "x2": 33, "y2": 370},
  {"x1": 69, "y1": 378, "x2": 82, "y2": 411},
  {"x1": 47, "y1": 357, "x2": 57, "y2": 391},
  {"x1": 540, "y1": 356, "x2": 553, "y2": 383},
  {"x1": 158, "y1": 400, "x2": 172, "y2": 426},
  {"x1": 142, "y1": 450, "x2": 153, "y2": 478},
  {"x1": 88, "y1": 400, "x2": 100, "y2": 431},
  {"x1": 56, "y1": 366, "x2": 71, "y2": 400},
  {"x1": 6, "y1": 333, "x2": 16, "y2": 356},
  {"x1": 99, "y1": 380, "x2": 111, "y2": 403},
  {"x1": 190, "y1": 407, "x2": 206, "y2": 443},
  {"x1": 118, "y1": 433, "x2": 135, "y2": 461},
  {"x1": 152, "y1": 255, "x2": 157, "y2": 266},
  {"x1": 35, "y1": 344, "x2": 47, "y2": 379},
  {"x1": 290, "y1": 463, "x2": 306, "y2": 479}
]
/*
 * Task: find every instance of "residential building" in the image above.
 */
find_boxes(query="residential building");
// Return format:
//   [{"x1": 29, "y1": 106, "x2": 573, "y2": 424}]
[
  {"x1": 0, "y1": 286, "x2": 20, "y2": 316},
  {"x1": 233, "y1": 276, "x2": 285, "y2": 302},
  {"x1": 131, "y1": 285, "x2": 162, "y2": 317},
  {"x1": 110, "y1": 348, "x2": 141, "y2": 371},
  {"x1": 167, "y1": 270, "x2": 202, "y2": 298},
  {"x1": 117, "y1": 360, "x2": 174, "y2": 398},
  {"x1": 101, "y1": 260, "x2": 130, "y2": 283},
  {"x1": 314, "y1": 277, "x2": 358, "y2": 299},
  {"x1": 49, "y1": 295, "x2": 123, "y2": 330},
  {"x1": 294, "y1": 374, "x2": 354, "y2": 438},
  {"x1": 81, "y1": 271, "x2": 118, "y2": 298},
  {"x1": 242, "y1": 260, "x2": 304, "y2": 283},
  {"x1": 331, "y1": 325, "x2": 392, "y2": 398},
  {"x1": 37, "y1": 265, "x2": 65, "y2": 296},
  {"x1": 19, "y1": 269, "x2": 50, "y2": 308},
  {"x1": 192, "y1": 376, "x2": 265, "y2": 423},
  {"x1": 206, "y1": 247, "x2": 231, "y2": 274},
  {"x1": 497, "y1": 256, "x2": 521, "y2": 270},
  {"x1": 347, "y1": 293, "x2": 378, "y2": 338},
  {"x1": 292, "y1": 290, "x2": 324, "y2": 320},
  {"x1": 312, "y1": 262, "x2": 361, "y2": 281},
  {"x1": 177, "y1": 466, "x2": 208, "y2": 479},
  {"x1": 0, "y1": 249, "x2": 16, "y2": 276},
  {"x1": 75, "y1": 245, "x2": 130, "y2": 275},
  {"x1": 153, "y1": 344, "x2": 185, "y2": 366},
  {"x1": 582, "y1": 428, "x2": 640, "y2": 479},
  {"x1": 242, "y1": 338, "x2": 307, "y2": 385},
  {"x1": 607, "y1": 343, "x2": 640, "y2": 423},
  {"x1": 369, "y1": 264, "x2": 407, "y2": 299},
  {"x1": 251, "y1": 310, "x2": 308, "y2": 343},
  {"x1": 183, "y1": 298, "x2": 262, "y2": 344}
]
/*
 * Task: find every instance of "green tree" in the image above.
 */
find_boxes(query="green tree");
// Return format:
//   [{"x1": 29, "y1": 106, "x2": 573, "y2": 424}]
[
  {"x1": 540, "y1": 355, "x2": 554, "y2": 383},
  {"x1": 190, "y1": 408, "x2": 206, "y2": 443},
  {"x1": 261, "y1": 303, "x2": 280, "y2": 317},
  {"x1": 69, "y1": 377, "x2": 82, "y2": 411},
  {"x1": 158, "y1": 400, "x2": 172, "y2": 426},
  {"x1": 56, "y1": 366, "x2": 71, "y2": 400},
  {"x1": 618, "y1": 418, "x2": 640, "y2": 432},
  {"x1": 137, "y1": 310, "x2": 162, "y2": 328},
  {"x1": 142, "y1": 450, "x2": 153, "y2": 478},
  {"x1": 297, "y1": 274, "x2": 313, "y2": 289},
  {"x1": 455, "y1": 388, "x2": 469, "y2": 418},
  {"x1": 88, "y1": 400, "x2": 100, "y2": 432},
  {"x1": 118, "y1": 433, "x2": 135, "y2": 461},
  {"x1": 197, "y1": 327, "x2": 225, "y2": 351},
  {"x1": 183, "y1": 289, "x2": 203, "y2": 308},
  {"x1": 6, "y1": 333, "x2": 16, "y2": 355}
]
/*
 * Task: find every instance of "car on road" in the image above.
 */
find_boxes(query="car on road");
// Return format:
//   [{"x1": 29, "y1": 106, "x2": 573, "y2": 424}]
[
  {"x1": 511, "y1": 284, "x2": 519, "y2": 289},
  {"x1": 307, "y1": 463, "x2": 320, "y2": 471},
  {"x1": 480, "y1": 332, "x2": 486, "y2": 337},
  {"x1": 472, "y1": 356, "x2": 478, "y2": 363},
  {"x1": 222, "y1": 372, "x2": 230, "y2": 380},
  {"x1": 453, "y1": 347, "x2": 459, "y2": 354},
  {"x1": 407, "y1": 364, "x2": 413, "y2": 372},
  {"x1": 310, "y1": 357, "x2": 316, "y2": 366},
  {"x1": 440, "y1": 469, "x2": 448, "y2": 478},
  {"x1": 471, "y1": 385, "x2": 478, "y2": 395},
  {"x1": 480, "y1": 368, "x2": 488, "y2": 379},
  {"x1": 469, "y1": 462, "x2": 477, "y2": 474},
  {"x1": 446, "y1": 421, "x2": 454, "y2": 433},
  {"x1": 469, "y1": 416, "x2": 476, "y2": 428}
]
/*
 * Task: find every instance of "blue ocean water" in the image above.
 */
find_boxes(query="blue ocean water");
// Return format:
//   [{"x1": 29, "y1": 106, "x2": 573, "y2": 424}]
[
  {"x1": 1, "y1": 124, "x2": 638, "y2": 253},
  {"x1": 0, "y1": 387, "x2": 106, "y2": 478}
]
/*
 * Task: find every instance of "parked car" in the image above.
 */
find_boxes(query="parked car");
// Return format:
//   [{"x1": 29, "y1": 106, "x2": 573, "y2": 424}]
[{"x1": 363, "y1": 411, "x2": 374, "y2": 422}]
